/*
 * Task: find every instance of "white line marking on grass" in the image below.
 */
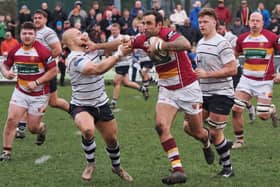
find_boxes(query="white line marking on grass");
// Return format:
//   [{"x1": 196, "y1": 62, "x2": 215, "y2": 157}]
[
  {"x1": 35, "y1": 155, "x2": 51, "y2": 165},
  {"x1": 75, "y1": 131, "x2": 82, "y2": 135},
  {"x1": 133, "y1": 95, "x2": 141, "y2": 99},
  {"x1": 112, "y1": 108, "x2": 122, "y2": 112}
]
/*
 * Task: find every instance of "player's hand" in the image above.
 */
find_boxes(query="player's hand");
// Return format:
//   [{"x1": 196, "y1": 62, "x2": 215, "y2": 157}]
[
  {"x1": 114, "y1": 44, "x2": 132, "y2": 58},
  {"x1": 273, "y1": 73, "x2": 280, "y2": 83},
  {"x1": 85, "y1": 40, "x2": 97, "y2": 52},
  {"x1": 3, "y1": 70, "x2": 16, "y2": 80},
  {"x1": 195, "y1": 68, "x2": 208, "y2": 78},
  {"x1": 27, "y1": 81, "x2": 37, "y2": 90}
]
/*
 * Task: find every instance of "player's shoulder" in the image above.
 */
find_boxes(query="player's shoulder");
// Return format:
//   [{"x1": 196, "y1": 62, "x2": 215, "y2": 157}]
[
  {"x1": 33, "y1": 41, "x2": 51, "y2": 56},
  {"x1": 67, "y1": 51, "x2": 87, "y2": 66},
  {"x1": 159, "y1": 27, "x2": 178, "y2": 41},
  {"x1": 261, "y1": 29, "x2": 278, "y2": 39},
  {"x1": 237, "y1": 31, "x2": 250, "y2": 41},
  {"x1": 9, "y1": 43, "x2": 21, "y2": 55},
  {"x1": 41, "y1": 26, "x2": 56, "y2": 34}
]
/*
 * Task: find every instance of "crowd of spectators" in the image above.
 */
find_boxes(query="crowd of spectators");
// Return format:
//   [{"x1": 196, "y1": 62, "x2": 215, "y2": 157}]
[{"x1": 0, "y1": 0, "x2": 280, "y2": 56}]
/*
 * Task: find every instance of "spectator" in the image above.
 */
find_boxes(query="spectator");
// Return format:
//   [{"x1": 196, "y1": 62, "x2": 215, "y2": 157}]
[
  {"x1": 158, "y1": 9, "x2": 171, "y2": 27},
  {"x1": 268, "y1": 16, "x2": 280, "y2": 35},
  {"x1": 230, "y1": 17, "x2": 249, "y2": 36},
  {"x1": 54, "y1": 20, "x2": 64, "y2": 40},
  {"x1": 86, "y1": 8, "x2": 97, "y2": 32},
  {"x1": 52, "y1": 3, "x2": 67, "y2": 30},
  {"x1": 177, "y1": 17, "x2": 201, "y2": 45},
  {"x1": 18, "y1": 5, "x2": 32, "y2": 28},
  {"x1": 151, "y1": 0, "x2": 162, "y2": 12},
  {"x1": 5, "y1": 15, "x2": 17, "y2": 37},
  {"x1": 112, "y1": 7, "x2": 122, "y2": 25},
  {"x1": 271, "y1": 4, "x2": 280, "y2": 24},
  {"x1": 0, "y1": 15, "x2": 6, "y2": 44},
  {"x1": 136, "y1": 9, "x2": 144, "y2": 21},
  {"x1": 68, "y1": 1, "x2": 88, "y2": 21},
  {"x1": 255, "y1": 2, "x2": 270, "y2": 28},
  {"x1": 214, "y1": 0, "x2": 231, "y2": 28},
  {"x1": 236, "y1": 0, "x2": 251, "y2": 27},
  {"x1": 100, "y1": 10, "x2": 113, "y2": 39},
  {"x1": 63, "y1": 20, "x2": 71, "y2": 31},
  {"x1": 119, "y1": 9, "x2": 133, "y2": 34},
  {"x1": 169, "y1": 3, "x2": 188, "y2": 27},
  {"x1": 130, "y1": 0, "x2": 145, "y2": 19},
  {"x1": 1, "y1": 31, "x2": 19, "y2": 57},
  {"x1": 190, "y1": 1, "x2": 202, "y2": 31},
  {"x1": 69, "y1": 8, "x2": 86, "y2": 31},
  {"x1": 126, "y1": 18, "x2": 139, "y2": 36},
  {"x1": 88, "y1": 23, "x2": 105, "y2": 43},
  {"x1": 41, "y1": 2, "x2": 52, "y2": 27},
  {"x1": 91, "y1": 1, "x2": 102, "y2": 15}
]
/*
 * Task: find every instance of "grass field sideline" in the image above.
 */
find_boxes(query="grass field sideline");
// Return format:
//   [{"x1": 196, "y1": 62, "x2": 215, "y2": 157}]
[{"x1": 0, "y1": 84, "x2": 280, "y2": 187}]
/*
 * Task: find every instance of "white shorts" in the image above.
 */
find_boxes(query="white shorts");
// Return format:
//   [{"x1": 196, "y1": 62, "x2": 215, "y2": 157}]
[
  {"x1": 236, "y1": 76, "x2": 273, "y2": 100},
  {"x1": 157, "y1": 81, "x2": 203, "y2": 115},
  {"x1": 10, "y1": 88, "x2": 49, "y2": 116}
]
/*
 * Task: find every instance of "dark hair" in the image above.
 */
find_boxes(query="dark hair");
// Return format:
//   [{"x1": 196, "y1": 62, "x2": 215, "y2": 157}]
[
  {"x1": 111, "y1": 23, "x2": 121, "y2": 29},
  {"x1": 21, "y1": 21, "x2": 36, "y2": 30},
  {"x1": 198, "y1": 8, "x2": 218, "y2": 21},
  {"x1": 34, "y1": 9, "x2": 48, "y2": 18},
  {"x1": 143, "y1": 10, "x2": 163, "y2": 24}
]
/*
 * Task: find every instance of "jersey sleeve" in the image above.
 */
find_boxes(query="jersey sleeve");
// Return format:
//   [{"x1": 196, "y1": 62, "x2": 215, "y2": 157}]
[
  {"x1": 36, "y1": 42, "x2": 57, "y2": 70},
  {"x1": 235, "y1": 36, "x2": 243, "y2": 54},
  {"x1": 218, "y1": 40, "x2": 236, "y2": 64},
  {"x1": 45, "y1": 29, "x2": 60, "y2": 45},
  {"x1": 160, "y1": 28, "x2": 180, "y2": 42},
  {"x1": 71, "y1": 56, "x2": 90, "y2": 73}
]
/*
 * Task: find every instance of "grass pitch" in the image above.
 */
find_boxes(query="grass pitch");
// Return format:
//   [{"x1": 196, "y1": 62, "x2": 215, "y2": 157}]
[{"x1": 0, "y1": 84, "x2": 280, "y2": 187}]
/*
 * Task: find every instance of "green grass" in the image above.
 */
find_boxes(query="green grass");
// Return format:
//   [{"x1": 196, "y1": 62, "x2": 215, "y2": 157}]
[{"x1": 0, "y1": 84, "x2": 280, "y2": 187}]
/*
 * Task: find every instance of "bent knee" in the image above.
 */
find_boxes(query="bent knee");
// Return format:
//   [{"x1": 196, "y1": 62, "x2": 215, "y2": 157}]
[
  {"x1": 258, "y1": 114, "x2": 270, "y2": 120},
  {"x1": 155, "y1": 121, "x2": 169, "y2": 136},
  {"x1": 28, "y1": 126, "x2": 39, "y2": 134},
  {"x1": 82, "y1": 128, "x2": 94, "y2": 139}
]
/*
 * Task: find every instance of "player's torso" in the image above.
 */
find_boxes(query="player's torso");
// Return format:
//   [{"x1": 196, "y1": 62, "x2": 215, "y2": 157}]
[
  {"x1": 239, "y1": 31, "x2": 276, "y2": 80},
  {"x1": 196, "y1": 34, "x2": 234, "y2": 97},
  {"x1": 66, "y1": 51, "x2": 108, "y2": 107},
  {"x1": 133, "y1": 28, "x2": 197, "y2": 90},
  {"x1": 13, "y1": 46, "x2": 48, "y2": 94}
]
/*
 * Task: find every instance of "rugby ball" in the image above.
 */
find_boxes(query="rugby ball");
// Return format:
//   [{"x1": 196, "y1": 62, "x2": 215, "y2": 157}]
[{"x1": 147, "y1": 36, "x2": 171, "y2": 65}]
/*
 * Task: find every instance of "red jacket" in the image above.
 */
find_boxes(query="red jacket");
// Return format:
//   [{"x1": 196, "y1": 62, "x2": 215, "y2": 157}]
[{"x1": 215, "y1": 6, "x2": 232, "y2": 26}]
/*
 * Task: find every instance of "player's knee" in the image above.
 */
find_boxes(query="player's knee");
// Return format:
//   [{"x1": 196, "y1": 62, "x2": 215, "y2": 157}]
[
  {"x1": 232, "y1": 98, "x2": 247, "y2": 112},
  {"x1": 83, "y1": 128, "x2": 94, "y2": 139},
  {"x1": 256, "y1": 104, "x2": 274, "y2": 120},
  {"x1": 232, "y1": 109, "x2": 243, "y2": 118},
  {"x1": 206, "y1": 118, "x2": 227, "y2": 130},
  {"x1": 28, "y1": 126, "x2": 38, "y2": 134},
  {"x1": 48, "y1": 97, "x2": 57, "y2": 107},
  {"x1": 155, "y1": 125, "x2": 163, "y2": 136},
  {"x1": 155, "y1": 121, "x2": 168, "y2": 136},
  {"x1": 6, "y1": 116, "x2": 17, "y2": 126}
]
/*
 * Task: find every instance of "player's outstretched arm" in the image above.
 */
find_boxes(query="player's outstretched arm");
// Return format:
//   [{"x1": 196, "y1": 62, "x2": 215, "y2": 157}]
[
  {"x1": 82, "y1": 45, "x2": 131, "y2": 75},
  {"x1": 86, "y1": 35, "x2": 130, "y2": 53}
]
